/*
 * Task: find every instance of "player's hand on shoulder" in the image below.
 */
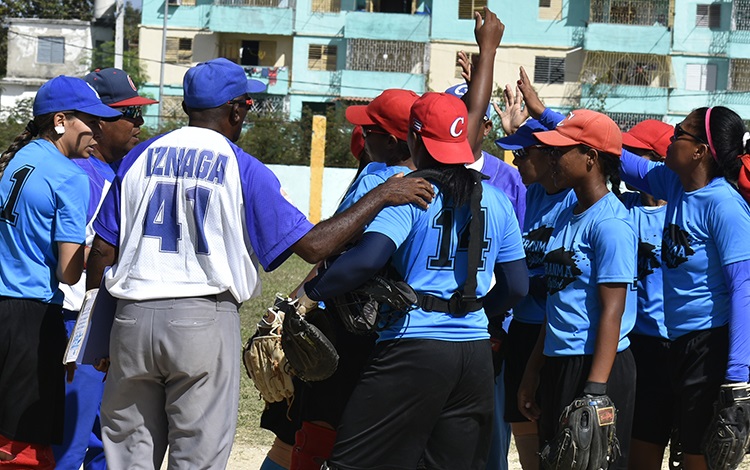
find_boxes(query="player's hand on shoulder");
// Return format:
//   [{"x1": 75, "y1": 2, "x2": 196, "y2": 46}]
[{"x1": 377, "y1": 174, "x2": 434, "y2": 210}]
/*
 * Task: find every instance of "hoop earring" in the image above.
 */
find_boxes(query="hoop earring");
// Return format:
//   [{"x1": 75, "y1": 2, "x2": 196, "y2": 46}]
[{"x1": 54, "y1": 125, "x2": 65, "y2": 135}]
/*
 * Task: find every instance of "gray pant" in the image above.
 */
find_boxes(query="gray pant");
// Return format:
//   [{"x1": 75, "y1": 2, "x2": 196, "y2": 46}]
[{"x1": 101, "y1": 294, "x2": 241, "y2": 470}]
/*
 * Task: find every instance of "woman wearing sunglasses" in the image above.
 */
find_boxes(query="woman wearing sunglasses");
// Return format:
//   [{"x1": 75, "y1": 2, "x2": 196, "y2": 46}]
[
  {"x1": 0, "y1": 75, "x2": 121, "y2": 469},
  {"x1": 618, "y1": 106, "x2": 750, "y2": 470},
  {"x1": 494, "y1": 119, "x2": 577, "y2": 469},
  {"x1": 517, "y1": 109, "x2": 638, "y2": 470}
]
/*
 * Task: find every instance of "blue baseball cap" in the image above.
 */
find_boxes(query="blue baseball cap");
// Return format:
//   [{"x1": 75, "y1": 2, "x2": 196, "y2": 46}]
[
  {"x1": 84, "y1": 68, "x2": 158, "y2": 107},
  {"x1": 183, "y1": 58, "x2": 266, "y2": 109},
  {"x1": 495, "y1": 119, "x2": 548, "y2": 150},
  {"x1": 444, "y1": 83, "x2": 492, "y2": 121},
  {"x1": 33, "y1": 75, "x2": 122, "y2": 120}
]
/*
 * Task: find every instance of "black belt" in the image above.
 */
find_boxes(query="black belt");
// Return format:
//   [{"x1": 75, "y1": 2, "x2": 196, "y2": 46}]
[{"x1": 417, "y1": 292, "x2": 483, "y2": 317}]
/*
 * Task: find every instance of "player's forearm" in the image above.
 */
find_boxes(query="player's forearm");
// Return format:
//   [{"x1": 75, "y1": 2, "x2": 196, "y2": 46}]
[
  {"x1": 588, "y1": 283, "x2": 626, "y2": 384},
  {"x1": 724, "y1": 260, "x2": 750, "y2": 382},
  {"x1": 86, "y1": 235, "x2": 117, "y2": 290}
]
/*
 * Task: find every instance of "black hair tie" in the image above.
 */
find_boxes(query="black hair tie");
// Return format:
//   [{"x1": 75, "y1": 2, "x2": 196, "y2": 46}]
[{"x1": 25, "y1": 120, "x2": 39, "y2": 137}]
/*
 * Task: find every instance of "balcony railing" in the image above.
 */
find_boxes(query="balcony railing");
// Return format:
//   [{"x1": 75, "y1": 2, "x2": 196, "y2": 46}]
[
  {"x1": 214, "y1": 0, "x2": 292, "y2": 7},
  {"x1": 590, "y1": 0, "x2": 670, "y2": 27}
]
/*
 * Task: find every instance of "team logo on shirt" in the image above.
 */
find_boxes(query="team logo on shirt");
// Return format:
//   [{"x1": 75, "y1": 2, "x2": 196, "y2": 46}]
[
  {"x1": 523, "y1": 226, "x2": 554, "y2": 269},
  {"x1": 662, "y1": 224, "x2": 694, "y2": 268},
  {"x1": 543, "y1": 246, "x2": 582, "y2": 295},
  {"x1": 636, "y1": 240, "x2": 660, "y2": 280}
]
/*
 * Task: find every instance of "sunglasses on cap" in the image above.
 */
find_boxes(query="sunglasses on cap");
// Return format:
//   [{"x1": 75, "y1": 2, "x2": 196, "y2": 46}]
[
  {"x1": 511, "y1": 145, "x2": 546, "y2": 160},
  {"x1": 117, "y1": 106, "x2": 143, "y2": 119},
  {"x1": 673, "y1": 123, "x2": 707, "y2": 145},
  {"x1": 227, "y1": 97, "x2": 254, "y2": 107}
]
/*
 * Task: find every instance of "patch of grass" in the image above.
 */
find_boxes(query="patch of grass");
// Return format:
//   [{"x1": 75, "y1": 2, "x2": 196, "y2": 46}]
[{"x1": 235, "y1": 255, "x2": 312, "y2": 446}]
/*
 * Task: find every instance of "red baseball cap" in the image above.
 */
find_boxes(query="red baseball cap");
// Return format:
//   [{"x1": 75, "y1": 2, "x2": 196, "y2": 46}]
[
  {"x1": 345, "y1": 89, "x2": 419, "y2": 142},
  {"x1": 410, "y1": 92, "x2": 474, "y2": 165},
  {"x1": 621, "y1": 119, "x2": 673, "y2": 158},
  {"x1": 350, "y1": 125, "x2": 365, "y2": 160},
  {"x1": 535, "y1": 109, "x2": 622, "y2": 157}
]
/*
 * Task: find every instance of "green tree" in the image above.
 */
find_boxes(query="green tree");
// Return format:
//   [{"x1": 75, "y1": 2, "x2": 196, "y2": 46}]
[{"x1": 0, "y1": 0, "x2": 94, "y2": 77}]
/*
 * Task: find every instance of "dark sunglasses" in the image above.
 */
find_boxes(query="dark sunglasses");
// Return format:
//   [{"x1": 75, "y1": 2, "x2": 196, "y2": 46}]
[
  {"x1": 228, "y1": 98, "x2": 254, "y2": 107},
  {"x1": 362, "y1": 127, "x2": 389, "y2": 138},
  {"x1": 512, "y1": 145, "x2": 546, "y2": 160},
  {"x1": 673, "y1": 123, "x2": 707, "y2": 144},
  {"x1": 118, "y1": 106, "x2": 143, "y2": 119}
]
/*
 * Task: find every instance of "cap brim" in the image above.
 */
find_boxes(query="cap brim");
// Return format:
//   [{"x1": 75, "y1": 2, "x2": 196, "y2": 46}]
[
  {"x1": 422, "y1": 137, "x2": 475, "y2": 165},
  {"x1": 247, "y1": 79, "x2": 267, "y2": 93},
  {"x1": 108, "y1": 96, "x2": 159, "y2": 107},
  {"x1": 495, "y1": 133, "x2": 538, "y2": 150},
  {"x1": 77, "y1": 102, "x2": 123, "y2": 120},
  {"x1": 346, "y1": 106, "x2": 376, "y2": 126},
  {"x1": 621, "y1": 133, "x2": 649, "y2": 151},
  {"x1": 534, "y1": 129, "x2": 581, "y2": 148}
]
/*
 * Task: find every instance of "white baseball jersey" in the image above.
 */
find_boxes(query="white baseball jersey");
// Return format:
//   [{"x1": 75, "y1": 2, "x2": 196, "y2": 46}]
[{"x1": 93, "y1": 126, "x2": 313, "y2": 302}]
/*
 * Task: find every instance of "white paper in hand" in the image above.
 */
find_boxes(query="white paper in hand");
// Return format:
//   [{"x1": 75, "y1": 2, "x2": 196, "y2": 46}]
[{"x1": 63, "y1": 288, "x2": 99, "y2": 364}]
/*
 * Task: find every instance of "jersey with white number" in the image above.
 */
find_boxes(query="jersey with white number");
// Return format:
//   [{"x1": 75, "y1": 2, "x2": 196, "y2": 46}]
[{"x1": 93, "y1": 127, "x2": 313, "y2": 302}]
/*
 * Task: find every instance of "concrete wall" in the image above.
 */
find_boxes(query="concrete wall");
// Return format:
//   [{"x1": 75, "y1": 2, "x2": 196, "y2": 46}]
[{"x1": 267, "y1": 164, "x2": 357, "y2": 220}]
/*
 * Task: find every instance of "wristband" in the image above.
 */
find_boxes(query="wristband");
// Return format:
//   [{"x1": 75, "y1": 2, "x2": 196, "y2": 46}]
[{"x1": 583, "y1": 381, "x2": 607, "y2": 396}]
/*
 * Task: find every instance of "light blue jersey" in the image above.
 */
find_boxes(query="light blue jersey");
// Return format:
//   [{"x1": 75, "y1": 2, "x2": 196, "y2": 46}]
[
  {"x1": 513, "y1": 184, "x2": 577, "y2": 324},
  {"x1": 337, "y1": 163, "x2": 410, "y2": 214},
  {"x1": 543, "y1": 192, "x2": 637, "y2": 356},
  {"x1": 365, "y1": 181, "x2": 525, "y2": 342},
  {"x1": 620, "y1": 153, "x2": 750, "y2": 338},
  {"x1": 621, "y1": 192, "x2": 668, "y2": 339},
  {"x1": 0, "y1": 140, "x2": 89, "y2": 304}
]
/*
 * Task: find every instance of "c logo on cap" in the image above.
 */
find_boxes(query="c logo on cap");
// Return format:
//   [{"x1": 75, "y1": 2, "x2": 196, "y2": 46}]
[{"x1": 450, "y1": 117, "x2": 465, "y2": 138}]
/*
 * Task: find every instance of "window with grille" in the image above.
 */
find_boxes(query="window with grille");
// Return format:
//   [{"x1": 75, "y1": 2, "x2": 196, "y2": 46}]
[
  {"x1": 730, "y1": 59, "x2": 750, "y2": 91},
  {"x1": 166, "y1": 38, "x2": 192, "y2": 64},
  {"x1": 581, "y1": 51, "x2": 671, "y2": 87},
  {"x1": 534, "y1": 57, "x2": 565, "y2": 84},
  {"x1": 458, "y1": 0, "x2": 487, "y2": 20},
  {"x1": 347, "y1": 39, "x2": 424, "y2": 74},
  {"x1": 455, "y1": 52, "x2": 476, "y2": 79},
  {"x1": 696, "y1": 4, "x2": 722, "y2": 28},
  {"x1": 37, "y1": 37, "x2": 64, "y2": 64},
  {"x1": 308, "y1": 45, "x2": 337, "y2": 71},
  {"x1": 734, "y1": 0, "x2": 750, "y2": 30},
  {"x1": 608, "y1": 112, "x2": 663, "y2": 131},
  {"x1": 590, "y1": 0, "x2": 669, "y2": 26},
  {"x1": 539, "y1": 0, "x2": 551, "y2": 7}
]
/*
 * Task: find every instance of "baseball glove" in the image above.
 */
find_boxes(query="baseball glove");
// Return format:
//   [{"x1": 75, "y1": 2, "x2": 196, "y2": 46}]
[
  {"x1": 325, "y1": 275, "x2": 417, "y2": 335},
  {"x1": 279, "y1": 296, "x2": 339, "y2": 382},
  {"x1": 540, "y1": 394, "x2": 621, "y2": 470},
  {"x1": 702, "y1": 383, "x2": 750, "y2": 470},
  {"x1": 242, "y1": 297, "x2": 295, "y2": 403}
]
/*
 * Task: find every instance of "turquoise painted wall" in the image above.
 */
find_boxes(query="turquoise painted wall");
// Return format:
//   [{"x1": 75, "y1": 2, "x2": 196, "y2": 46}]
[{"x1": 585, "y1": 24, "x2": 671, "y2": 54}]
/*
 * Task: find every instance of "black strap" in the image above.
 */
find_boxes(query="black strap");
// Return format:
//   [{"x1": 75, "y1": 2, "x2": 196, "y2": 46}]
[{"x1": 407, "y1": 168, "x2": 488, "y2": 317}]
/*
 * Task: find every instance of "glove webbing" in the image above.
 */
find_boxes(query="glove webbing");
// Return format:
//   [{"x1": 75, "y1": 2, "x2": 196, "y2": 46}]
[{"x1": 408, "y1": 168, "x2": 487, "y2": 317}]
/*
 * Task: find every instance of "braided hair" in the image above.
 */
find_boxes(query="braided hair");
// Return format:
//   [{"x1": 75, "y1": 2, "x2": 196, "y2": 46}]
[{"x1": 0, "y1": 113, "x2": 57, "y2": 180}]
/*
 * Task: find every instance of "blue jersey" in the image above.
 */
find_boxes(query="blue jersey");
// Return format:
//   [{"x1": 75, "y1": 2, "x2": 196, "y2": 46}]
[
  {"x1": 474, "y1": 151, "x2": 526, "y2": 228},
  {"x1": 543, "y1": 192, "x2": 637, "y2": 356},
  {"x1": 621, "y1": 192, "x2": 668, "y2": 339},
  {"x1": 93, "y1": 127, "x2": 313, "y2": 302},
  {"x1": 0, "y1": 140, "x2": 90, "y2": 304},
  {"x1": 337, "y1": 163, "x2": 410, "y2": 214},
  {"x1": 513, "y1": 184, "x2": 577, "y2": 324},
  {"x1": 365, "y1": 181, "x2": 525, "y2": 342},
  {"x1": 74, "y1": 156, "x2": 116, "y2": 224},
  {"x1": 620, "y1": 152, "x2": 750, "y2": 338}
]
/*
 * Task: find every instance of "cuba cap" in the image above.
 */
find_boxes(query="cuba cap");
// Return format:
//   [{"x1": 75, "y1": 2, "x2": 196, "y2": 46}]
[
  {"x1": 410, "y1": 92, "x2": 474, "y2": 165},
  {"x1": 84, "y1": 68, "x2": 158, "y2": 107},
  {"x1": 345, "y1": 89, "x2": 420, "y2": 142},
  {"x1": 534, "y1": 109, "x2": 622, "y2": 157},
  {"x1": 33, "y1": 75, "x2": 122, "y2": 120},
  {"x1": 621, "y1": 119, "x2": 673, "y2": 158},
  {"x1": 495, "y1": 119, "x2": 548, "y2": 150},
  {"x1": 183, "y1": 58, "x2": 266, "y2": 109},
  {"x1": 444, "y1": 83, "x2": 492, "y2": 121}
]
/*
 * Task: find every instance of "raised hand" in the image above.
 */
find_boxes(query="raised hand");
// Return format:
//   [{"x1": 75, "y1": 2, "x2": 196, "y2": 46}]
[
  {"x1": 474, "y1": 7, "x2": 504, "y2": 53},
  {"x1": 517, "y1": 66, "x2": 545, "y2": 119},
  {"x1": 457, "y1": 50, "x2": 472, "y2": 84},
  {"x1": 494, "y1": 84, "x2": 529, "y2": 135}
]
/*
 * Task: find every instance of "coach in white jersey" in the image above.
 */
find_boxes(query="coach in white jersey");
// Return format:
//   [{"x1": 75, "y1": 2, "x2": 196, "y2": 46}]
[{"x1": 85, "y1": 58, "x2": 434, "y2": 470}]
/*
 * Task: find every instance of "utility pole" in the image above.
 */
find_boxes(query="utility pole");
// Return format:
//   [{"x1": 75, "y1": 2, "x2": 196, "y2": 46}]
[
  {"x1": 157, "y1": 0, "x2": 169, "y2": 129},
  {"x1": 114, "y1": 0, "x2": 124, "y2": 69}
]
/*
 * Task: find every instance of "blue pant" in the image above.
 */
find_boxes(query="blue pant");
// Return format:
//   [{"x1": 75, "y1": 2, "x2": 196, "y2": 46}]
[
  {"x1": 485, "y1": 366, "x2": 511, "y2": 470},
  {"x1": 52, "y1": 311, "x2": 107, "y2": 470}
]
